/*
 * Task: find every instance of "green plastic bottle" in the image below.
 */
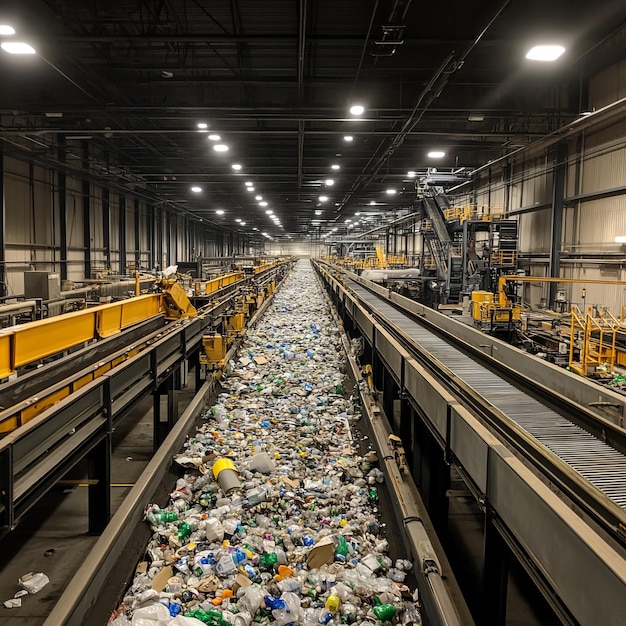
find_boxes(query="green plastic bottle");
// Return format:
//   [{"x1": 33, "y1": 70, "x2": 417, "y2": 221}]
[
  {"x1": 335, "y1": 536, "x2": 349, "y2": 558},
  {"x1": 372, "y1": 604, "x2": 397, "y2": 620},
  {"x1": 176, "y1": 521, "x2": 192, "y2": 541},
  {"x1": 259, "y1": 552, "x2": 278, "y2": 568},
  {"x1": 368, "y1": 487, "x2": 379, "y2": 502}
]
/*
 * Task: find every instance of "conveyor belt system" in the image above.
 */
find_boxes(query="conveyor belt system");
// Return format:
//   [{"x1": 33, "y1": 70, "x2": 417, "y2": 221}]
[{"x1": 347, "y1": 279, "x2": 626, "y2": 513}]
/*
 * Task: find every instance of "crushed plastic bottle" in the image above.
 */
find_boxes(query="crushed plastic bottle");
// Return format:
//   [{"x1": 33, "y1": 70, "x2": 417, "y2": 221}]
[{"x1": 118, "y1": 262, "x2": 423, "y2": 626}]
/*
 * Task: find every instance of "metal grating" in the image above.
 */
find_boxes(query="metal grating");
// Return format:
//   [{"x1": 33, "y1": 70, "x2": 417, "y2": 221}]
[{"x1": 349, "y1": 280, "x2": 626, "y2": 509}]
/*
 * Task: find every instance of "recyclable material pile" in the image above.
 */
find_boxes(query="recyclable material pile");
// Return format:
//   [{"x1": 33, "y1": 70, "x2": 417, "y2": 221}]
[{"x1": 112, "y1": 261, "x2": 422, "y2": 626}]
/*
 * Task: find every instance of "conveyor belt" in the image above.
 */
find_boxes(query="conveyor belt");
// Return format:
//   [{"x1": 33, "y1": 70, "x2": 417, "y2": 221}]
[{"x1": 348, "y1": 280, "x2": 626, "y2": 510}]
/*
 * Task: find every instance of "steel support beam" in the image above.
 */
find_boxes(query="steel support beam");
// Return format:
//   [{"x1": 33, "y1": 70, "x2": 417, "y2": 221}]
[
  {"x1": 548, "y1": 141, "x2": 567, "y2": 307},
  {"x1": 58, "y1": 136, "x2": 68, "y2": 281},
  {"x1": 119, "y1": 195, "x2": 126, "y2": 275},
  {"x1": 82, "y1": 142, "x2": 91, "y2": 279},
  {"x1": 134, "y1": 198, "x2": 140, "y2": 270},
  {"x1": 102, "y1": 188, "x2": 111, "y2": 270},
  {"x1": 482, "y1": 505, "x2": 509, "y2": 625}
]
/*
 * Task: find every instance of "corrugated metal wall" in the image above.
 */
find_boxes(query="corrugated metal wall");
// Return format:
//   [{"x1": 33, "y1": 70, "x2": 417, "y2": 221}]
[
  {"x1": 0, "y1": 150, "x2": 249, "y2": 296},
  {"x1": 463, "y1": 56, "x2": 626, "y2": 312}
]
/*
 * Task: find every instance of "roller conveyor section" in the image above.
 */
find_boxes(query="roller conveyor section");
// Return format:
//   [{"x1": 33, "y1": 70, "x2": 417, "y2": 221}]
[{"x1": 346, "y1": 280, "x2": 626, "y2": 515}]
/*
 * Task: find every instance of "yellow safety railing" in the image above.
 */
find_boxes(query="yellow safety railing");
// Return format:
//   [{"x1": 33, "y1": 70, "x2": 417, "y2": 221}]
[
  {"x1": 569, "y1": 305, "x2": 617, "y2": 376},
  {"x1": 203, "y1": 272, "x2": 245, "y2": 295},
  {"x1": 490, "y1": 251, "x2": 517, "y2": 266}
]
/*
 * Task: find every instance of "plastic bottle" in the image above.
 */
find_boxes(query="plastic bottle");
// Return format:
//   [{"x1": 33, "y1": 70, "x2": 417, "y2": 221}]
[
  {"x1": 146, "y1": 508, "x2": 178, "y2": 525},
  {"x1": 334, "y1": 536, "x2": 349, "y2": 560},
  {"x1": 176, "y1": 521, "x2": 192, "y2": 542},
  {"x1": 368, "y1": 487, "x2": 379, "y2": 502},
  {"x1": 259, "y1": 552, "x2": 278, "y2": 569},
  {"x1": 372, "y1": 604, "x2": 397, "y2": 620},
  {"x1": 216, "y1": 554, "x2": 237, "y2": 576},
  {"x1": 246, "y1": 486, "x2": 268, "y2": 506},
  {"x1": 325, "y1": 595, "x2": 340, "y2": 613}
]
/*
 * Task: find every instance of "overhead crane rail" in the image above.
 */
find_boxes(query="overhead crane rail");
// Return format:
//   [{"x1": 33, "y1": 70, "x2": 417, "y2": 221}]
[{"x1": 314, "y1": 260, "x2": 626, "y2": 626}]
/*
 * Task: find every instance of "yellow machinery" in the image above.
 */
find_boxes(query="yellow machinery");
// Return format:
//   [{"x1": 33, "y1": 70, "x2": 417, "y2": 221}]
[
  {"x1": 200, "y1": 334, "x2": 227, "y2": 370},
  {"x1": 471, "y1": 289, "x2": 521, "y2": 327},
  {"x1": 0, "y1": 278, "x2": 198, "y2": 432},
  {"x1": 375, "y1": 247, "x2": 387, "y2": 268},
  {"x1": 474, "y1": 275, "x2": 626, "y2": 329},
  {"x1": 0, "y1": 278, "x2": 197, "y2": 380}
]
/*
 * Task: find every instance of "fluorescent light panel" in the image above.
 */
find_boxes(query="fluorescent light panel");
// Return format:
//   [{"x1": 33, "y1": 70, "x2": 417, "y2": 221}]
[
  {"x1": 526, "y1": 45, "x2": 565, "y2": 61},
  {"x1": 1, "y1": 42, "x2": 36, "y2": 54}
]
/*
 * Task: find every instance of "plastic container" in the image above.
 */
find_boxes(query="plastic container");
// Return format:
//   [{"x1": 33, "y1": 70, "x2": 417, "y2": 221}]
[{"x1": 212, "y1": 458, "x2": 241, "y2": 494}]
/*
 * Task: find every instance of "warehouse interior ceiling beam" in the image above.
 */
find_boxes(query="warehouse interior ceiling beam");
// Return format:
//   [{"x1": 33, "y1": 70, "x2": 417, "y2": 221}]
[{"x1": 0, "y1": 0, "x2": 625, "y2": 237}]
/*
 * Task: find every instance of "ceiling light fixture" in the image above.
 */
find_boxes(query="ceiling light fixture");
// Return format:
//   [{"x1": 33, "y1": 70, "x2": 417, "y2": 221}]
[
  {"x1": 407, "y1": 171, "x2": 416, "y2": 178},
  {"x1": 241, "y1": 221, "x2": 246, "y2": 226},
  {"x1": 208, "y1": 134, "x2": 221, "y2": 141},
  {"x1": 213, "y1": 144, "x2": 228, "y2": 152},
  {"x1": 1, "y1": 42, "x2": 36, "y2": 54},
  {"x1": 197, "y1": 122, "x2": 208, "y2": 129},
  {"x1": 259, "y1": 201, "x2": 268, "y2": 207},
  {"x1": 427, "y1": 150, "x2": 445, "y2": 158},
  {"x1": 216, "y1": 209, "x2": 224, "y2": 215},
  {"x1": 325, "y1": 179, "x2": 334, "y2": 186},
  {"x1": 526, "y1": 45, "x2": 565, "y2": 62},
  {"x1": 369, "y1": 200, "x2": 376, "y2": 205},
  {"x1": 319, "y1": 195, "x2": 329, "y2": 202},
  {"x1": 255, "y1": 195, "x2": 263, "y2": 201},
  {"x1": 235, "y1": 218, "x2": 242, "y2": 223},
  {"x1": 247, "y1": 186, "x2": 255, "y2": 192},
  {"x1": 468, "y1": 114, "x2": 485, "y2": 122},
  {"x1": 266, "y1": 210, "x2": 273, "y2": 215},
  {"x1": 245, "y1": 181, "x2": 253, "y2": 186},
  {"x1": 343, "y1": 135, "x2": 354, "y2": 142},
  {"x1": 0, "y1": 25, "x2": 16, "y2": 35},
  {"x1": 331, "y1": 164, "x2": 340, "y2": 170},
  {"x1": 386, "y1": 189, "x2": 397, "y2": 195},
  {"x1": 315, "y1": 210, "x2": 322, "y2": 216},
  {"x1": 349, "y1": 104, "x2": 365, "y2": 116},
  {"x1": 231, "y1": 163, "x2": 242, "y2": 170},
  {"x1": 191, "y1": 186, "x2": 202, "y2": 193}
]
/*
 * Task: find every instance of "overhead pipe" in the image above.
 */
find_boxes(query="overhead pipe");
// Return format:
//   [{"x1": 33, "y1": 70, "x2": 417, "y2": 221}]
[{"x1": 338, "y1": 0, "x2": 511, "y2": 213}]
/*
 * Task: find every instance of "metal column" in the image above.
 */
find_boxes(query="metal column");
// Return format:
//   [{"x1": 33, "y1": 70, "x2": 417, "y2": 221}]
[
  {"x1": 58, "y1": 135, "x2": 68, "y2": 281},
  {"x1": 482, "y1": 506, "x2": 509, "y2": 625},
  {"x1": 82, "y1": 141, "x2": 91, "y2": 279},
  {"x1": 134, "y1": 198, "x2": 140, "y2": 270},
  {"x1": 548, "y1": 141, "x2": 567, "y2": 307},
  {"x1": 119, "y1": 195, "x2": 126, "y2": 274},
  {"x1": 102, "y1": 188, "x2": 111, "y2": 270},
  {"x1": 87, "y1": 434, "x2": 111, "y2": 535}
]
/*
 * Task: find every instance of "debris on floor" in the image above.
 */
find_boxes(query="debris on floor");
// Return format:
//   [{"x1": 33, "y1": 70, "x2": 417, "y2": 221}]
[{"x1": 112, "y1": 261, "x2": 422, "y2": 626}]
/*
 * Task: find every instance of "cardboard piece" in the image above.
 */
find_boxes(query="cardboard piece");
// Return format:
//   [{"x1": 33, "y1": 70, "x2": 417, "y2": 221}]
[
  {"x1": 232, "y1": 573, "x2": 252, "y2": 593},
  {"x1": 135, "y1": 561, "x2": 148, "y2": 575},
  {"x1": 253, "y1": 356, "x2": 268, "y2": 365},
  {"x1": 151, "y1": 565, "x2": 174, "y2": 591},
  {"x1": 193, "y1": 575, "x2": 220, "y2": 593},
  {"x1": 305, "y1": 537, "x2": 335, "y2": 569}
]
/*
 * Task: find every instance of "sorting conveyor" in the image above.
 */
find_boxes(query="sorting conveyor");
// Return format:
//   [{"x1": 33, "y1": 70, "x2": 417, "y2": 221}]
[
  {"x1": 348, "y1": 280, "x2": 626, "y2": 510},
  {"x1": 346, "y1": 278, "x2": 626, "y2": 542}
]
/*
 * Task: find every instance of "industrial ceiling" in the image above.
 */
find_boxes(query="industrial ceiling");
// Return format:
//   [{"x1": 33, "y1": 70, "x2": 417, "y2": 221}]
[{"x1": 1, "y1": 0, "x2": 625, "y2": 238}]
